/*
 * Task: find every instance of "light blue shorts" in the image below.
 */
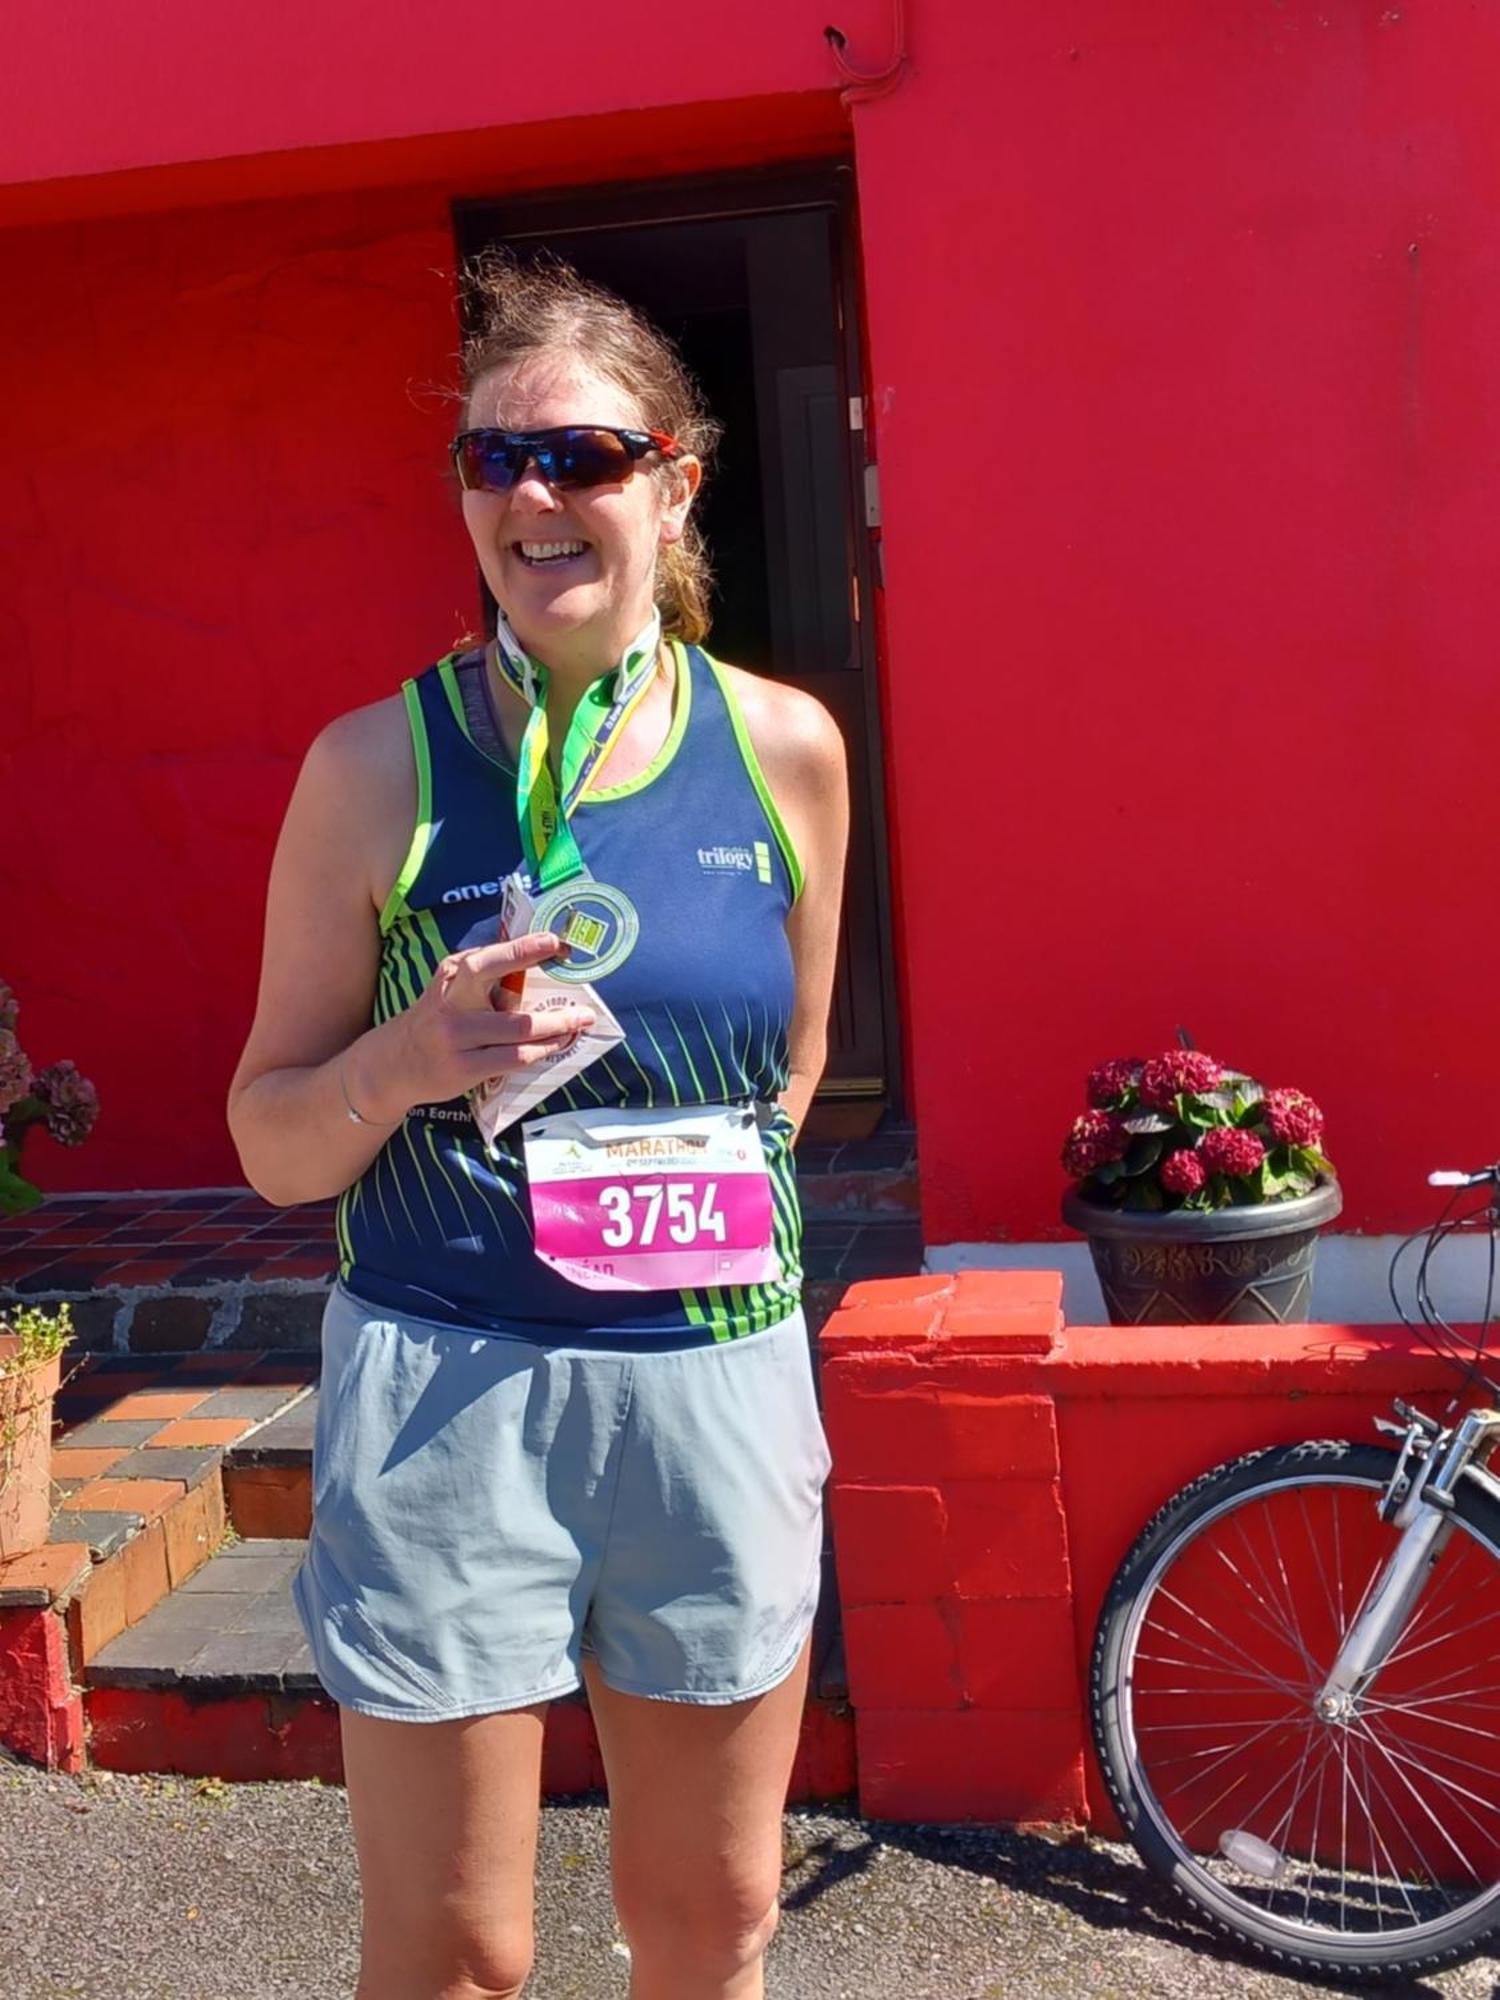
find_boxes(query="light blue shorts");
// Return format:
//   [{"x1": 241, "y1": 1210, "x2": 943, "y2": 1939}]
[{"x1": 290, "y1": 1284, "x2": 831, "y2": 1722}]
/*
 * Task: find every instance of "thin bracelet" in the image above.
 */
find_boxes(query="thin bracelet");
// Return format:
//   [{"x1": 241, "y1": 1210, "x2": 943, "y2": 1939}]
[{"x1": 338, "y1": 1059, "x2": 403, "y2": 1129}]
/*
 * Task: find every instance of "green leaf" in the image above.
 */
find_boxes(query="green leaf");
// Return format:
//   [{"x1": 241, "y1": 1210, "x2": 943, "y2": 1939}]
[
  {"x1": 0, "y1": 1157, "x2": 43, "y2": 1217},
  {"x1": 1091, "y1": 1160, "x2": 1125, "y2": 1186},
  {"x1": 1123, "y1": 1179, "x2": 1165, "y2": 1211},
  {"x1": 1122, "y1": 1113, "x2": 1171, "y2": 1136},
  {"x1": 1121, "y1": 1135, "x2": 1166, "y2": 1178}
]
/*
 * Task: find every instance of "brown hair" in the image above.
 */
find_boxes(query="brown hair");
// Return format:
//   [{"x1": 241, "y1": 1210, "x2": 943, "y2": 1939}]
[{"x1": 460, "y1": 251, "x2": 722, "y2": 645}]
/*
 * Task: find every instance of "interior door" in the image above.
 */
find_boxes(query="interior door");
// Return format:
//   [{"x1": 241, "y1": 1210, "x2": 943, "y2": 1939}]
[{"x1": 453, "y1": 167, "x2": 899, "y2": 1123}]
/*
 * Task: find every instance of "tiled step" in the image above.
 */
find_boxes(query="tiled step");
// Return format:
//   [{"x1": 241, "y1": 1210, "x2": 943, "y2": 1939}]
[
  {"x1": 218, "y1": 1403, "x2": 847, "y2": 1709},
  {"x1": 0, "y1": 1349, "x2": 322, "y2": 1770},
  {"x1": 797, "y1": 1123, "x2": 918, "y2": 1221},
  {"x1": 84, "y1": 1535, "x2": 853, "y2": 1798},
  {"x1": 222, "y1": 1391, "x2": 315, "y2": 1538}
]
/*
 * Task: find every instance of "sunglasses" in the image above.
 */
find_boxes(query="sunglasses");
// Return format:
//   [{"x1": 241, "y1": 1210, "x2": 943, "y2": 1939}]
[{"x1": 451, "y1": 425, "x2": 683, "y2": 495}]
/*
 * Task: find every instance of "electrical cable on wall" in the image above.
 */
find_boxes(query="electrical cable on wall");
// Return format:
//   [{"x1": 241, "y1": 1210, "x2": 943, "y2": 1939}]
[{"x1": 824, "y1": 0, "x2": 908, "y2": 104}]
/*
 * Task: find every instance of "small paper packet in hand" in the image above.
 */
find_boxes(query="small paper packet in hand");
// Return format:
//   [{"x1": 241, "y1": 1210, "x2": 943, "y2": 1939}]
[{"x1": 468, "y1": 873, "x2": 626, "y2": 1147}]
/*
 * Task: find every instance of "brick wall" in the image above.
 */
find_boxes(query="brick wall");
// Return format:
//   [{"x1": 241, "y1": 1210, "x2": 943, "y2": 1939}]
[{"x1": 819, "y1": 1272, "x2": 1466, "y2": 1827}]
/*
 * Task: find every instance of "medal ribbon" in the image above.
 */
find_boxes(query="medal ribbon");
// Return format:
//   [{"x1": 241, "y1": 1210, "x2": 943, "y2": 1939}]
[{"x1": 492, "y1": 606, "x2": 662, "y2": 889}]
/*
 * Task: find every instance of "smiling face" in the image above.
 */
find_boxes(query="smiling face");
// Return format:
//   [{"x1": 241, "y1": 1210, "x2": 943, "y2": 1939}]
[{"x1": 462, "y1": 351, "x2": 700, "y2": 678}]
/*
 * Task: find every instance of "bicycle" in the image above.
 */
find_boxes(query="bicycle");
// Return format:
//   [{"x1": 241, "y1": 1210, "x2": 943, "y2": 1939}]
[{"x1": 1091, "y1": 1164, "x2": 1500, "y2": 1983}]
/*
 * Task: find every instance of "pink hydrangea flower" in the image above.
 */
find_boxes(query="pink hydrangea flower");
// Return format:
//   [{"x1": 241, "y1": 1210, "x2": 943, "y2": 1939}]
[
  {"x1": 1160, "y1": 1148, "x2": 1207, "y2": 1196},
  {"x1": 0, "y1": 1029, "x2": 32, "y2": 1116},
  {"x1": 1062, "y1": 1110, "x2": 1130, "y2": 1179},
  {"x1": 1263, "y1": 1087, "x2": 1324, "y2": 1148},
  {"x1": 1086, "y1": 1058, "x2": 1144, "y2": 1109},
  {"x1": 34, "y1": 1061, "x2": 100, "y2": 1148},
  {"x1": 1138, "y1": 1049, "x2": 1223, "y2": 1110},
  {"x1": 0, "y1": 981, "x2": 16, "y2": 1033},
  {"x1": 1201, "y1": 1126, "x2": 1266, "y2": 1178}
]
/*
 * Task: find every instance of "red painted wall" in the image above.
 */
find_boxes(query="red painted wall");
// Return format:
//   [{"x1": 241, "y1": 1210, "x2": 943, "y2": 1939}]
[
  {"x1": 0, "y1": 1, "x2": 868, "y2": 193},
  {"x1": 854, "y1": 5, "x2": 1500, "y2": 1240},
  {"x1": 820, "y1": 1271, "x2": 1487, "y2": 1832},
  {"x1": 2, "y1": 190, "x2": 472, "y2": 1190},
  {"x1": 4, "y1": 4, "x2": 1499, "y2": 1241}
]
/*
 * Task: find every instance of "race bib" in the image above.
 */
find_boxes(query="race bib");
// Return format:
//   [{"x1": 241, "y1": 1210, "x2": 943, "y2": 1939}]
[{"x1": 522, "y1": 1104, "x2": 780, "y2": 1293}]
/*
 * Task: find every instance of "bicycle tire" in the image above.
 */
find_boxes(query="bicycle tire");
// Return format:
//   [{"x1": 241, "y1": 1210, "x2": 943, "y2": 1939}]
[{"x1": 1092, "y1": 1439, "x2": 1500, "y2": 1982}]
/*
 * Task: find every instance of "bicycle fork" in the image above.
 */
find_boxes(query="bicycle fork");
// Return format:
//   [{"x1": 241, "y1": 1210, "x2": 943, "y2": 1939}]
[{"x1": 1314, "y1": 1407, "x2": 1500, "y2": 1718}]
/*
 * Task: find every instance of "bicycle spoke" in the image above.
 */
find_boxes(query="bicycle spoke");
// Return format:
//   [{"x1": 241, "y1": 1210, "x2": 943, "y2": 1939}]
[
  {"x1": 1302, "y1": 1734, "x2": 1332, "y2": 1927},
  {"x1": 1160, "y1": 1712, "x2": 1316, "y2": 1840},
  {"x1": 1359, "y1": 1721, "x2": 1500, "y2": 1825},
  {"x1": 1111, "y1": 1461, "x2": 1500, "y2": 1957},
  {"x1": 1266, "y1": 1718, "x2": 1321, "y2": 1853},
  {"x1": 1298, "y1": 1487, "x2": 1348, "y2": 1649},
  {"x1": 1352, "y1": 1720, "x2": 1486, "y2": 1885},
  {"x1": 1380, "y1": 1600, "x2": 1500, "y2": 1675},
  {"x1": 1354, "y1": 1741, "x2": 1432, "y2": 1927},
  {"x1": 1355, "y1": 1728, "x2": 1437, "y2": 1930},
  {"x1": 1150, "y1": 1590, "x2": 1310, "y2": 1697},
  {"x1": 1359, "y1": 1694, "x2": 1500, "y2": 1743},
  {"x1": 1216, "y1": 1521, "x2": 1322, "y2": 1682},
  {"x1": 1134, "y1": 1637, "x2": 1307, "y2": 1699},
  {"x1": 1338, "y1": 1721, "x2": 1352, "y2": 1928}
]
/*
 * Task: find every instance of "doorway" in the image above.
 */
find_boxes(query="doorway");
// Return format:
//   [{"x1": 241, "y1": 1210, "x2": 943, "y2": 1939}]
[{"x1": 453, "y1": 166, "x2": 900, "y2": 1128}]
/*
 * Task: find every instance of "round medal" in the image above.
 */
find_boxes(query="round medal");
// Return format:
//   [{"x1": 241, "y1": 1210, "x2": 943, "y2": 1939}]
[{"x1": 530, "y1": 879, "x2": 640, "y2": 983}]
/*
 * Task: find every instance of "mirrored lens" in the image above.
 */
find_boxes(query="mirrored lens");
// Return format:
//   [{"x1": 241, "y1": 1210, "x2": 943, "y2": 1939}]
[
  {"x1": 535, "y1": 429, "x2": 635, "y2": 489},
  {"x1": 452, "y1": 427, "x2": 645, "y2": 494},
  {"x1": 453, "y1": 433, "x2": 522, "y2": 493}
]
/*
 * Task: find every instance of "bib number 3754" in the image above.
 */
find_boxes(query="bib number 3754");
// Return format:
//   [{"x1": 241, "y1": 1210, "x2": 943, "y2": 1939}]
[
  {"x1": 522, "y1": 1106, "x2": 780, "y2": 1293},
  {"x1": 598, "y1": 1181, "x2": 727, "y2": 1248}
]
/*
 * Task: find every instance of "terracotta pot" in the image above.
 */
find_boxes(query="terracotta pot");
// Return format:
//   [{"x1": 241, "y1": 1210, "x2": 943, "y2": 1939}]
[
  {"x1": 0, "y1": 1337, "x2": 63, "y2": 1562},
  {"x1": 1062, "y1": 1177, "x2": 1344, "y2": 1326}
]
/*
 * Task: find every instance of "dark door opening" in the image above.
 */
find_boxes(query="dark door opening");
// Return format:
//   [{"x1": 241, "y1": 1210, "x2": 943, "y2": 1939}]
[{"x1": 453, "y1": 168, "x2": 899, "y2": 1130}]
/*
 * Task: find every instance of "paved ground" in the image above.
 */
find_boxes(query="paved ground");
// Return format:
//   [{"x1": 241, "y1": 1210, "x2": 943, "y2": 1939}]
[{"x1": 2, "y1": 1761, "x2": 1497, "y2": 1999}]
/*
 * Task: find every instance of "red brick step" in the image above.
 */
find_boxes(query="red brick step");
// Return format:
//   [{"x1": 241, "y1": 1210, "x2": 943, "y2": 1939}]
[{"x1": 84, "y1": 1535, "x2": 854, "y2": 1798}]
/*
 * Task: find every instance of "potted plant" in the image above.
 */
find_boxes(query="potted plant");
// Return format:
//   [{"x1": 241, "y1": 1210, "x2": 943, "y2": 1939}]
[
  {"x1": 0, "y1": 1303, "x2": 74, "y2": 1562},
  {"x1": 0, "y1": 977, "x2": 100, "y2": 1217},
  {"x1": 1060, "y1": 1048, "x2": 1341, "y2": 1325}
]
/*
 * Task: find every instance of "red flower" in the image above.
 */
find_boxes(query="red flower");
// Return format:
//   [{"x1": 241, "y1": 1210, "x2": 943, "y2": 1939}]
[
  {"x1": 1086, "y1": 1057, "x2": 1144, "y2": 1109},
  {"x1": 1263, "y1": 1087, "x2": 1324, "y2": 1148},
  {"x1": 1160, "y1": 1148, "x2": 1207, "y2": 1196},
  {"x1": 1062, "y1": 1110, "x2": 1130, "y2": 1179},
  {"x1": 1138, "y1": 1049, "x2": 1223, "y2": 1110},
  {"x1": 33, "y1": 1061, "x2": 100, "y2": 1148},
  {"x1": 0, "y1": 1029, "x2": 31, "y2": 1117},
  {"x1": 1201, "y1": 1127, "x2": 1266, "y2": 1178}
]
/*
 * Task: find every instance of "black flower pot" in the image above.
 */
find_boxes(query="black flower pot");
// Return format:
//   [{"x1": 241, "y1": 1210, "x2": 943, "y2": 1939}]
[{"x1": 1061, "y1": 1178, "x2": 1343, "y2": 1326}]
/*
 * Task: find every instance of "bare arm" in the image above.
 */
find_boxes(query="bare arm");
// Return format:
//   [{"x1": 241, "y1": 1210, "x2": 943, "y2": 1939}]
[
  {"x1": 725, "y1": 670, "x2": 851, "y2": 1140},
  {"x1": 227, "y1": 700, "x2": 590, "y2": 1207}
]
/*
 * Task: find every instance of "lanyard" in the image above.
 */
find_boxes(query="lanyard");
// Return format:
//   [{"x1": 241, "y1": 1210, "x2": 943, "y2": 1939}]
[{"x1": 492, "y1": 607, "x2": 662, "y2": 889}]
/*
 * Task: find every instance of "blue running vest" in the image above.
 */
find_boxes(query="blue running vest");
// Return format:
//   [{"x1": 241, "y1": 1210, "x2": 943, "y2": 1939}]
[{"x1": 337, "y1": 640, "x2": 804, "y2": 1346}]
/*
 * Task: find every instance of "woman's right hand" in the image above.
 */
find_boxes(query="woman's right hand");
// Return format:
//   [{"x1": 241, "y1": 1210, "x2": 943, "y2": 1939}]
[{"x1": 348, "y1": 931, "x2": 596, "y2": 1120}]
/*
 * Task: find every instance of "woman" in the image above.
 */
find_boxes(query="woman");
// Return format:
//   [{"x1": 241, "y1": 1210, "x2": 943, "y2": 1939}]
[{"x1": 228, "y1": 253, "x2": 849, "y2": 2000}]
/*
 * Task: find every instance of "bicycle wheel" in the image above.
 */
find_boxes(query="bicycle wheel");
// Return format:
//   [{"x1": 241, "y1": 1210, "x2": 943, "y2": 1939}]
[{"x1": 1093, "y1": 1439, "x2": 1500, "y2": 1982}]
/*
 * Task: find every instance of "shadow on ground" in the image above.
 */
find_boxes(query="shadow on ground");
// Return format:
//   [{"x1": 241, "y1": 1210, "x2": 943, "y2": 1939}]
[{"x1": 779, "y1": 1809, "x2": 1479, "y2": 2000}]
